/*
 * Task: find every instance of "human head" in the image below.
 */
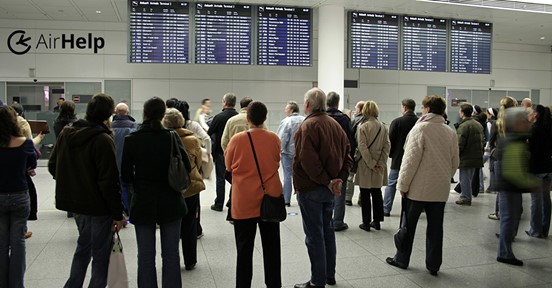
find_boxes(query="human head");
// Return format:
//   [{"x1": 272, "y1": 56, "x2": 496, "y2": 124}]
[
  {"x1": 473, "y1": 105, "x2": 482, "y2": 116},
  {"x1": 162, "y1": 107, "x2": 185, "y2": 129},
  {"x1": 115, "y1": 103, "x2": 130, "y2": 115},
  {"x1": 487, "y1": 107, "x2": 498, "y2": 120},
  {"x1": 240, "y1": 97, "x2": 253, "y2": 109},
  {"x1": 401, "y1": 98, "x2": 415, "y2": 113},
  {"x1": 355, "y1": 101, "x2": 365, "y2": 115},
  {"x1": 57, "y1": 97, "x2": 65, "y2": 106},
  {"x1": 10, "y1": 102, "x2": 24, "y2": 118},
  {"x1": 361, "y1": 100, "x2": 379, "y2": 118},
  {"x1": 59, "y1": 100, "x2": 76, "y2": 119},
  {"x1": 421, "y1": 95, "x2": 446, "y2": 116},
  {"x1": 459, "y1": 103, "x2": 474, "y2": 118},
  {"x1": 326, "y1": 92, "x2": 340, "y2": 109},
  {"x1": 174, "y1": 100, "x2": 190, "y2": 121},
  {"x1": 0, "y1": 106, "x2": 21, "y2": 147},
  {"x1": 303, "y1": 88, "x2": 326, "y2": 115},
  {"x1": 222, "y1": 93, "x2": 236, "y2": 108},
  {"x1": 504, "y1": 107, "x2": 531, "y2": 133},
  {"x1": 86, "y1": 93, "x2": 115, "y2": 125},
  {"x1": 285, "y1": 101, "x2": 299, "y2": 116},
  {"x1": 533, "y1": 105, "x2": 551, "y2": 129},
  {"x1": 247, "y1": 101, "x2": 267, "y2": 127},
  {"x1": 166, "y1": 98, "x2": 179, "y2": 109},
  {"x1": 496, "y1": 96, "x2": 519, "y2": 136},
  {"x1": 521, "y1": 98, "x2": 532, "y2": 109},
  {"x1": 143, "y1": 97, "x2": 166, "y2": 130},
  {"x1": 201, "y1": 98, "x2": 211, "y2": 112}
]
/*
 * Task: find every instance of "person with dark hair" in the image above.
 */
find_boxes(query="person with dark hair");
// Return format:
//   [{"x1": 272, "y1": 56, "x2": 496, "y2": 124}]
[
  {"x1": 383, "y1": 98, "x2": 418, "y2": 217},
  {"x1": 208, "y1": 93, "x2": 238, "y2": 212},
  {"x1": 194, "y1": 98, "x2": 213, "y2": 131},
  {"x1": 326, "y1": 91, "x2": 354, "y2": 231},
  {"x1": 386, "y1": 95, "x2": 459, "y2": 276},
  {"x1": 221, "y1": 96, "x2": 266, "y2": 151},
  {"x1": 53, "y1": 97, "x2": 65, "y2": 112},
  {"x1": 0, "y1": 106, "x2": 37, "y2": 288},
  {"x1": 277, "y1": 101, "x2": 305, "y2": 206},
  {"x1": 455, "y1": 102, "x2": 484, "y2": 206},
  {"x1": 54, "y1": 100, "x2": 77, "y2": 137},
  {"x1": 48, "y1": 93, "x2": 125, "y2": 287},
  {"x1": 225, "y1": 101, "x2": 283, "y2": 288},
  {"x1": 122, "y1": 97, "x2": 191, "y2": 287},
  {"x1": 526, "y1": 105, "x2": 552, "y2": 238}
]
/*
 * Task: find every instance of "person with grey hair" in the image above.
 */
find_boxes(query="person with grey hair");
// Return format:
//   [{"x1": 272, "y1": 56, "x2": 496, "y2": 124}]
[
  {"x1": 277, "y1": 100, "x2": 305, "y2": 206},
  {"x1": 293, "y1": 88, "x2": 352, "y2": 288},
  {"x1": 383, "y1": 99, "x2": 418, "y2": 216},
  {"x1": 208, "y1": 92, "x2": 238, "y2": 212},
  {"x1": 495, "y1": 108, "x2": 539, "y2": 266},
  {"x1": 521, "y1": 98, "x2": 533, "y2": 109},
  {"x1": 112, "y1": 102, "x2": 137, "y2": 129},
  {"x1": 326, "y1": 92, "x2": 355, "y2": 231},
  {"x1": 221, "y1": 96, "x2": 266, "y2": 151},
  {"x1": 346, "y1": 100, "x2": 366, "y2": 206}
]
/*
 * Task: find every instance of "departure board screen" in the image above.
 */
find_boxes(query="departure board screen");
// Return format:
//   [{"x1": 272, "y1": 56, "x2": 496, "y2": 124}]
[
  {"x1": 195, "y1": 3, "x2": 251, "y2": 65},
  {"x1": 349, "y1": 12, "x2": 399, "y2": 69},
  {"x1": 257, "y1": 6, "x2": 311, "y2": 66},
  {"x1": 402, "y1": 16, "x2": 447, "y2": 72},
  {"x1": 450, "y1": 20, "x2": 492, "y2": 74},
  {"x1": 129, "y1": 1, "x2": 189, "y2": 63}
]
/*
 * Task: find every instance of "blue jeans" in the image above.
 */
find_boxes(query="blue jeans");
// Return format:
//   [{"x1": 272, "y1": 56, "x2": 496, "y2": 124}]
[
  {"x1": 64, "y1": 214, "x2": 113, "y2": 288},
  {"x1": 333, "y1": 180, "x2": 347, "y2": 227},
  {"x1": 213, "y1": 153, "x2": 226, "y2": 208},
  {"x1": 0, "y1": 192, "x2": 30, "y2": 288},
  {"x1": 459, "y1": 168, "x2": 476, "y2": 202},
  {"x1": 345, "y1": 172, "x2": 355, "y2": 202},
  {"x1": 529, "y1": 173, "x2": 552, "y2": 237},
  {"x1": 384, "y1": 169, "x2": 399, "y2": 214},
  {"x1": 135, "y1": 219, "x2": 182, "y2": 288},
  {"x1": 297, "y1": 186, "x2": 336, "y2": 286},
  {"x1": 498, "y1": 192, "x2": 522, "y2": 260},
  {"x1": 281, "y1": 153, "x2": 293, "y2": 204}
]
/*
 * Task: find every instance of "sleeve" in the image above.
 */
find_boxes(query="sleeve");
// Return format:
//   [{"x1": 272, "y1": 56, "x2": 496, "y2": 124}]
[
  {"x1": 199, "y1": 114, "x2": 209, "y2": 131},
  {"x1": 94, "y1": 135, "x2": 124, "y2": 221},
  {"x1": 489, "y1": 122, "x2": 498, "y2": 149},
  {"x1": 276, "y1": 120, "x2": 289, "y2": 153},
  {"x1": 121, "y1": 135, "x2": 133, "y2": 184},
  {"x1": 207, "y1": 115, "x2": 217, "y2": 136},
  {"x1": 176, "y1": 135, "x2": 192, "y2": 173},
  {"x1": 19, "y1": 120, "x2": 32, "y2": 139},
  {"x1": 451, "y1": 131, "x2": 460, "y2": 176},
  {"x1": 25, "y1": 140, "x2": 37, "y2": 170},
  {"x1": 191, "y1": 121, "x2": 212, "y2": 154},
  {"x1": 221, "y1": 121, "x2": 231, "y2": 151},
  {"x1": 224, "y1": 135, "x2": 237, "y2": 172},
  {"x1": 388, "y1": 118, "x2": 398, "y2": 157},
  {"x1": 502, "y1": 143, "x2": 539, "y2": 190},
  {"x1": 48, "y1": 134, "x2": 61, "y2": 178},
  {"x1": 358, "y1": 123, "x2": 378, "y2": 169},
  {"x1": 397, "y1": 129, "x2": 424, "y2": 192},
  {"x1": 379, "y1": 125, "x2": 391, "y2": 166},
  {"x1": 296, "y1": 126, "x2": 331, "y2": 185},
  {"x1": 457, "y1": 124, "x2": 468, "y2": 153}
]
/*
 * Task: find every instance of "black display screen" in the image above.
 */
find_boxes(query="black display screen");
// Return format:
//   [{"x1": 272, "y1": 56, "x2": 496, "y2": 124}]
[
  {"x1": 195, "y1": 3, "x2": 251, "y2": 65},
  {"x1": 257, "y1": 6, "x2": 311, "y2": 66},
  {"x1": 450, "y1": 20, "x2": 492, "y2": 74},
  {"x1": 129, "y1": 1, "x2": 189, "y2": 63},
  {"x1": 349, "y1": 12, "x2": 399, "y2": 69},
  {"x1": 402, "y1": 16, "x2": 447, "y2": 72}
]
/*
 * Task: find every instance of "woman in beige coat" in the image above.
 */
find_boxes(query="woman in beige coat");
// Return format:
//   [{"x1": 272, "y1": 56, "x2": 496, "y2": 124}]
[
  {"x1": 163, "y1": 108, "x2": 206, "y2": 270},
  {"x1": 355, "y1": 101, "x2": 390, "y2": 231}
]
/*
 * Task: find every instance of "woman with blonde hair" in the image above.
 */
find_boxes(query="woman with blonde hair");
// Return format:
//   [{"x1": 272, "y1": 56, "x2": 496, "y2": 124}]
[
  {"x1": 162, "y1": 108, "x2": 205, "y2": 270},
  {"x1": 355, "y1": 101, "x2": 390, "y2": 231}
]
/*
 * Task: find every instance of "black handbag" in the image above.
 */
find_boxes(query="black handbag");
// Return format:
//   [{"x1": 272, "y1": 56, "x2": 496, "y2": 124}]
[
  {"x1": 168, "y1": 130, "x2": 191, "y2": 194},
  {"x1": 394, "y1": 197, "x2": 409, "y2": 252},
  {"x1": 247, "y1": 131, "x2": 287, "y2": 222}
]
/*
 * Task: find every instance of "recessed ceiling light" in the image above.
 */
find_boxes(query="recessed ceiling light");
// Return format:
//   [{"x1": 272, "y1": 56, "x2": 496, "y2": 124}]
[
  {"x1": 541, "y1": 36, "x2": 546, "y2": 40},
  {"x1": 96, "y1": 10, "x2": 102, "y2": 14}
]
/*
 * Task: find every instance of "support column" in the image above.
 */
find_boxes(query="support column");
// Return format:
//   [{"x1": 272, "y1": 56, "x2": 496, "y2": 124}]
[{"x1": 317, "y1": 5, "x2": 345, "y2": 109}]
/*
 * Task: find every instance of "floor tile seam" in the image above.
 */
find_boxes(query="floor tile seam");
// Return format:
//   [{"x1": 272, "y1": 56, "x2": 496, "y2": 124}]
[
  {"x1": 197, "y1": 235, "x2": 219, "y2": 288},
  {"x1": 343, "y1": 272, "x2": 425, "y2": 287}
]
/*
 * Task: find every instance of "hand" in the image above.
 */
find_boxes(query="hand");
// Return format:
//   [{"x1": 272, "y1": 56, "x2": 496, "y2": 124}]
[
  {"x1": 400, "y1": 191, "x2": 408, "y2": 198},
  {"x1": 371, "y1": 165, "x2": 382, "y2": 173},
  {"x1": 112, "y1": 219, "x2": 126, "y2": 232},
  {"x1": 37, "y1": 132, "x2": 45, "y2": 140},
  {"x1": 328, "y1": 178, "x2": 343, "y2": 195}
]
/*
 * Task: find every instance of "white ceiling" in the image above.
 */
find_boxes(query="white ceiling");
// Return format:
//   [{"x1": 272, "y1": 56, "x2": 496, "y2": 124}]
[{"x1": 0, "y1": 0, "x2": 551, "y2": 45}]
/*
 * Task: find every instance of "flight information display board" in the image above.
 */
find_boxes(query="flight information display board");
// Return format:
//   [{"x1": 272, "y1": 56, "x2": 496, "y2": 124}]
[
  {"x1": 450, "y1": 20, "x2": 492, "y2": 74},
  {"x1": 257, "y1": 6, "x2": 311, "y2": 66},
  {"x1": 402, "y1": 16, "x2": 447, "y2": 72},
  {"x1": 195, "y1": 3, "x2": 252, "y2": 65},
  {"x1": 129, "y1": 1, "x2": 189, "y2": 63},
  {"x1": 349, "y1": 12, "x2": 399, "y2": 69}
]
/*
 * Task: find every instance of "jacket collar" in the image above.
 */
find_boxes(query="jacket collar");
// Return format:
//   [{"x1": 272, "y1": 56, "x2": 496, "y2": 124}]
[
  {"x1": 417, "y1": 113, "x2": 445, "y2": 124},
  {"x1": 305, "y1": 111, "x2": 327, "y2": 120}
]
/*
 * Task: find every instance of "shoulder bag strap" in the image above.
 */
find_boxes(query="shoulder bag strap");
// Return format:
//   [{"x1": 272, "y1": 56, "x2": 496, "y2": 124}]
[
  {"x1": 247, "y1": 131, "x2": 266, "y2": 194},
  {"x1": 368, "y1": 124, "x2": 382, "y2": 149}
]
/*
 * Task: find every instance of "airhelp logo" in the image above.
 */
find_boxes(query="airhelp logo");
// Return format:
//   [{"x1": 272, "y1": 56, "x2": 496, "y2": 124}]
[{"x1": 7, "y1": 30, "x2": 105, "y2": 55}]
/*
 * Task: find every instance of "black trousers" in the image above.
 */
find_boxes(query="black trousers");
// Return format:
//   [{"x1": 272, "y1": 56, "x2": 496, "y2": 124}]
[
  {"x1": 394, "y1": 198, "x2": 445, "y2": 272},
  {"x1": 360, "y1": 188, "x2": 384, "y2": 224},
  {"x1": 233, "y1": 218, "x2": 281, "y2": 288},
  {"x1": 181, "y1": 194, "x2": 199, "y2": 267},
  {"x1": 26, "y1": 174, "x2": 37, "y2": 221}
]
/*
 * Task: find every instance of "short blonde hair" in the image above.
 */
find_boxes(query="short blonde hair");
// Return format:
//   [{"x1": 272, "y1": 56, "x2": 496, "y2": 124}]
[
  {"x1": 163, "y1": 107, "x2": 185, "y2": 129},
  {"x1": 361, "y1": 100, "x2": 379, "y2": 118}
]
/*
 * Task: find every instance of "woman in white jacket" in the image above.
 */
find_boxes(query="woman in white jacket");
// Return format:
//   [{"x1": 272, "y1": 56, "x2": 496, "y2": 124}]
[{"x1": 386, "y1": 96, "x2": 459, "y2": 276}]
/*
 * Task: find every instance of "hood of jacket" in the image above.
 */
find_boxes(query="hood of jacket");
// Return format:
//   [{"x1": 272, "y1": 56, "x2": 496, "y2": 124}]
[{"x1": 61, "y1": 119, "x2": 111, "y2": 147}]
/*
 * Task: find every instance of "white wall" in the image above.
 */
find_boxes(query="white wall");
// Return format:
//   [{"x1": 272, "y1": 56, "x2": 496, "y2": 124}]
[{"x1": 1, "y1": 18, "x2": 551, "y2": 127}]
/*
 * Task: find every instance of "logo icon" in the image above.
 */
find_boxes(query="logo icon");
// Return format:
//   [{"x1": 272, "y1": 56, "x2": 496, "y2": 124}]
[{"x1": 8, "y1": 30, "x2": 32, "y2": 55}]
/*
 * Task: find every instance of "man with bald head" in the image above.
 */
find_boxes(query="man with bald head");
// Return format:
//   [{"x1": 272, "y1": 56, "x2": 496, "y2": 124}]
[
  {"x1": 112, "y1": 102, "x2": 137, "y2": 129},
  {"x1": 521, "y1": 98, "x2": 533, "y2": 109}
]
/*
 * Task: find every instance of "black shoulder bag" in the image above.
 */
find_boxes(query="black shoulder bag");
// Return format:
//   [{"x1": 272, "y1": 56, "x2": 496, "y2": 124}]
[
  {"x1": 394, "y1": 197, "x2": 409, "y2": 252},
  {"x1": 247, "y1": 131, "x2": 287, "y2": 222},
  {"x1": 168, "y1": 130, "x2": 191, "y2": 195}
]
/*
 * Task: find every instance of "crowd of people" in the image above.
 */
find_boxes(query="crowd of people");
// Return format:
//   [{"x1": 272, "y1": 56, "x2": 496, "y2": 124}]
[{"x1": 1, "y1": 90, "x2": 550, "y2": 288}]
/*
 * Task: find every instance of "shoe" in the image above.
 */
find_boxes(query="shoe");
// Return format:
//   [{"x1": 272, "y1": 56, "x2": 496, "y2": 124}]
[
  {"x1": 24, "y1": 231, "x2": 32, "y2": 239},
  {"x1": 357, "y1": 200, "x2": 362, "y2": 206},
  {"x1": 326, "y1": 277, "x2": 336, "y2": 285},
  {"x1": 197, "y1": 233, "x2": 204, "y2": 239},
  {"x1": 429, "y1": 270, "x2": 438, "y2": 276},
  {"x1": 285, "y1": 202, "x2": 291, "y2": 207},
  {"x1": 369, "y1": 221, "x2": 381, "y2": 230},
  {"x1": 359, "y1": 223, "x2": 371, "y2": 232},
  {"x1": 210, "y1": 204, "x2": 223, "y2": 212},
  {"x1": 386, "y1": 257, "x2": 407, "y2": 269},
  {"x1": 185, "y1": 263, "x2": 196, "y2": 270},
  {"x1": 384, "y1": 212, "x2": 390, "y2": 217},
  {"x1": 451, "y1": 178, "x2": 457, "y2": 183},
  {"x1": 525, "y1": 230, "x2": 544, "y2": 238},
  {"x1": 345, "y1": 200, "x2": 353, "y2": 206},
  {"x1": 455, "y1": 199, "x2": 471, "y2": 206},
  {"x1": 497, "y1": 257, "x2": 523, "y2": 266},
  {"x1": 334, "y1": 223, "x2": 349, "y2": 232},
  {"x1": 488, "y1": 213, "x2": 500, "y2": 220},
  {"x1": 67, "y1": 212, "x2": 74, "y2": 218},
  {"x1": 294, "y1": 281, "x2": 325, "y2": 288}
]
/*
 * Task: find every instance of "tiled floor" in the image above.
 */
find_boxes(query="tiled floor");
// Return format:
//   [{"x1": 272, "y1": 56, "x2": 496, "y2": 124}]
[{"x1": 24, "y1": 163, "x2": 552, "y2": 288}]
